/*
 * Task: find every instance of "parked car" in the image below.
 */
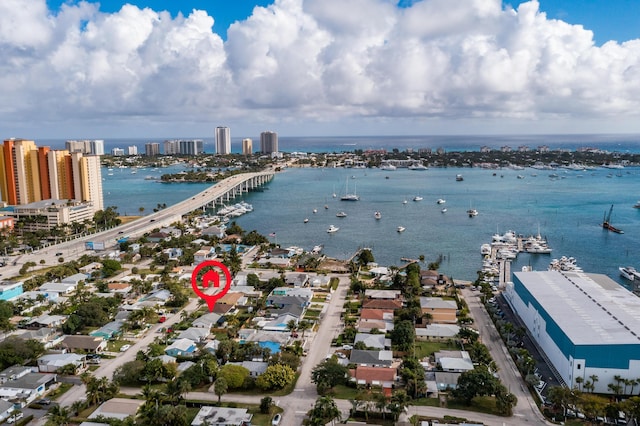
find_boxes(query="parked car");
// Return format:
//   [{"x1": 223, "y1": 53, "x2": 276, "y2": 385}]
[
  {"x1": 8, "y1": 412, "x2": 24, "y2": 423},
  {"x1": 120, "y1": 344, "x2": 131, "y2": 352},
  {"x1": 271, "y1": 413, "x2": 282, "y2": 425},
  {"x1": 35, "y1": 398, "x2": 51, "y2": 405}
]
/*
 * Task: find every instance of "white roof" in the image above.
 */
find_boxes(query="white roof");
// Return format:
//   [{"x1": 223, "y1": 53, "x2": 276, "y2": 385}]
[
  {"x1": 420, "y1": 297, "x2": 457, "y2": 309},
  {"x1": 513, "y1": 270, "x2": 640, "y2": 345},
  {"x1": 416, "y1": 324, "x2": 461, "y2": 338}
]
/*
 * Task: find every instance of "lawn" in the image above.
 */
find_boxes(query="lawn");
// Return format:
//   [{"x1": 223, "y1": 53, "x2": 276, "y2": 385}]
[
  {"x1": 413, "y1": 340, "x2": 458, "y2": 359},
  {"x1": 108, "y1": 339, "x2": 135, "y2": 352}
]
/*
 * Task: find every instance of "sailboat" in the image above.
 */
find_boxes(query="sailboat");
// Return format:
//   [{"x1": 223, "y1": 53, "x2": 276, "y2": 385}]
[
  {"x1": 602, "y1": 204, "x2": 624, "y2": 233},
  {"x1": 467, "y1": 201, "x2": 478, "y2": 217},
  {"x1": 340, "y1": 177, "x2": 359, "y2": 201}
]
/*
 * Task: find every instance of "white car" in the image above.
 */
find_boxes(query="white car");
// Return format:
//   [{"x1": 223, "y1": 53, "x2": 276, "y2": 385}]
[
  {"x1": 271, "y1": 413, "x2": 282, "y2": 425},
  {"x1": 7, "y1": 412, "x2": 24, "y2": 423},
  {"x1": 120, "y1": 344, "x2": 131, "y2": 352}
]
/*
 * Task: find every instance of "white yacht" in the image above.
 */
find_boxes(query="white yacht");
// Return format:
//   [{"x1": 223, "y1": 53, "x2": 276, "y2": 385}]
[
  {"x1": 619, "y1": 266, "x2": 638, "y2": 281},
  {"x1": 304, "y1": 218, "x2": 309, "y2": 223},
  {"x1": 413, "y1": 196, "x2": 423, "y2": 201},
  {"x1": 374, "y1": 211, "x2": 382, "y2": 220},
  {"x1": 327, "y1": 225, "x2": 339, "y2": 233},
  {"x1": 441, "y1": 208, "x2": 447, "y2": 213},
  {"x1": 336, "y1": 211, "x2": 347, "y2": 218},
  {"x1": 380, "y1": 163, "x2": 397, "y2": 171},
  {"x1": 437, "y1": 199, "x2": 446, "y2": 204},
  {"x1": 481, "y1": 243, "x2": 492, "y2": 255},
  {"x1": 467, "y1": 208, "x2": 478, "y2": 217},
  {"x1": 408, "y1": 162, "x2": 428, "y2": 170},
  {"x1": 397, "y1": 226, "x2": 406, "y2": 233}
]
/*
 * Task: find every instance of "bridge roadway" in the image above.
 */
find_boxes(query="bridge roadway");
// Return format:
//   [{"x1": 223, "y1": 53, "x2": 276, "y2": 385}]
[{"x1": 1, "y1": 171, "x2": 274, "y2": 277}]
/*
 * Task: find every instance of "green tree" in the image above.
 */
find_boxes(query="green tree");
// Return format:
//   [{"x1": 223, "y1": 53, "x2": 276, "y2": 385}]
[
  {"x1": 45, "y1": 405, "x2": 71, "y2": 426},
  {"x1": 309, "y1": 396, "x2": 341, "y2": 426},
  {"x1": 260, "y1": 396, "x2": 274, "y2": 414},
  {"x1": 357, "y1": 249, "x2": 375, "y2": 266},
  {"x1": 101, "y1": 259, "x2": 122, "y2": 277},
  {"x1": 391, "y1": 320, "x2": 415, "y2": 352},
  {"x1": 311, "y1": 359, "x2": 349, "y2": 394},
  {"x1": 218, "y1": 364, "x2": 249, "y2": 389},
  {"x1": 495, "y1": 384, "x2": 518, "y2": 416},
  {"x1": 256, "y1": 364, "x2": 296, "y2": 390},
  {"x1": 214, "y1": 376, "x2": 228, "y2": 403},
  {"x1": 453, "y1": 366, "x2": 499, "y2": 405}
]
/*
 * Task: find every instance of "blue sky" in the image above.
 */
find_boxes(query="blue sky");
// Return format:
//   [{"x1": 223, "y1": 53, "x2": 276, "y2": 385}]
[
  {"x1": 46, "y1": 0, "x2": 640, "y2": 45},
  {"x1": 3, "y1": 0, "x2": 640, "y2": 138}
]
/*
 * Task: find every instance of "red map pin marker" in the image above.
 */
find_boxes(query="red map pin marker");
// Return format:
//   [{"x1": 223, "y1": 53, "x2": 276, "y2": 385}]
[{"x1": 191, "y1": 260, "x2": 232, "y2": 312}]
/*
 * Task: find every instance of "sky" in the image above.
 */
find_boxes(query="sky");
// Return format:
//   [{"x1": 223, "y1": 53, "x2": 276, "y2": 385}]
[{"x1": 2, "y1": 0, "x2": 640, "y2": 139}]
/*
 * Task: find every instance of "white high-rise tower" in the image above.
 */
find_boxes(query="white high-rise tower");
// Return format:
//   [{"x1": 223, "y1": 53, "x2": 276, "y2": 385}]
[{"x1": 215, "y1": 127, "x2": 231, "y2": 155}]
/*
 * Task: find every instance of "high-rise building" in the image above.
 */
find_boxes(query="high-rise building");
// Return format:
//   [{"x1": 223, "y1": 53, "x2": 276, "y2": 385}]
[
  {"x1": 215, "y1": 127, "x2": 231, "y2": 155},
  {"x1": 179, "y1": 139, "x2": 204, "y2": 156},
  {"x1": 0, "y1": 139, "x2": 103, "y2": 213},
  {"x1": 111, "y1": 148, "x2": 125, "y2": 156},
  {"x1": 260, "y1": 131, "x2": 278, "y2": 154},
  {"x1": 127, "y1": 146, "x2": 138, "y2": 156},
  {"x1": 145, "y1": 143, "x2": 160, "y2": 156},
  {"x1": 164, "y1": 140, "x2": 180, "y2": 155},
  {"x1": 65, "y1": 139, "x2": 104, "y2": 155},
  {"x1": 242, "y1": 138, "x2": 253, "y2": 155}
]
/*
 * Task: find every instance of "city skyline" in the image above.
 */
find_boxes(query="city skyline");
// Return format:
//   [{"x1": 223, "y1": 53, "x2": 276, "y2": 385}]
[{"x1": 3, "y1": 1, "x2": 640, "y2": 138}]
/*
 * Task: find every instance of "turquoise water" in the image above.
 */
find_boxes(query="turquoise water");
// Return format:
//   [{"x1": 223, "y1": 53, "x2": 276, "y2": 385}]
[{"x1": 102, "y1": 158, "x2": 640, "y2": 286}]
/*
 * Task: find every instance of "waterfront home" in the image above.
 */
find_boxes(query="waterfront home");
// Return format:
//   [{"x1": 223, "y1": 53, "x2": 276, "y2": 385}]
[
  {"x1": 419, "y1": 270, "x2": 449, "y2": 288},
  {"x1": 61, "y1": 335, "x2": 107, "y2": 353},
  {"x1": 37, "y1": 353, "x2": 86, "y2": 373},
  {"x1": 256, "y1": 256, "x2": 290, "y2": 268},
  {"x1": 419, "y1": 297, "x2": 458, "y2": 324},
  {"x1": 191, "y1": 406, "x2": 253, "y2": 426},
  {"x1": 200, "y1": 226, "x2": 225, "y2": 239},
  {"x1": 164, "y1": 338, "x2": 197, "y2": 357},
  {"x1": 285, "y1": 273, "x2": 310, "y2": 287}
]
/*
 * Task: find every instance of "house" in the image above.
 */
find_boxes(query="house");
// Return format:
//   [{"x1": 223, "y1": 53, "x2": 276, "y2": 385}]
[
  {"x1": 217, "y1": 292, "x2": 246, "y2": 309},
  {"x1": 194, "y1": 246, "x2": 217, "y2": 263},
  {"x1": 0, "y1": 399, "x2": 15, "y2": 423},
  {"x1": 361, "y1": 299, "x2": 403, "y2": 310},
  {"x1": 0, "y1": 372, "x2": 57, "y2": 406},
  {"x1": 162, "y1": 248, "x2": 183, "y2": 260},
  {"x1": 140, "y1": 289, "x2": 171, "y2": 304},
  {"x1": 420, "y1": 270, "x2": 448, "y2": 288},
  {"x1": 266, "y1": 294, "x2": 309, "y2": 309},
  {"x1": 261, "y1": 314, "x2": 299, "y2": 332},
  {"x1": 61, "y1": 273, "x2": 89, "y2": 286},
  {"x1": 419, "y1": 297, "x2": 458, "y2": 324},
  {"x1": 285, "y1": 273, "x2": 309, "y2": 287},
  {"x1": 357, "y1": 319, "x2": 393, "y2": 333},
  {"x1": 415, "y1": 324, "x2": 461, "y2": 340},
  {"x1": 37, "y1": 353, "x2": 86, "y2": 373},
  {"x1": 271, "y1": 287, "x2": 313, "y2": 301},
  {"x1": 61, "y1": 335, "x2": 108, "y2": 353},
  {"x1": 360, "y1": 309, "x2": 394, "y2": 322},
  {"x1": 165, "y1": 338, "x2": 197, "y2": 357},
  {"x1": 192, "y1": 312, "x2": 222, "y2": 330},
  {"x1": 191, "y1": 406, "x2": 253, "y2": 426},
  {"x1": 202, "y1": 340, "x2": 220, "y2": 354},
  {"x1": 0, "y1": 281, "x2": 23, "y2": 301},
  {"x1": 16, "y1": 290, "x2": 56, "y2": 304},
  {"x1": 434, "y1": 371, "x2": 463, "y2": 391},
  {"x1": 90, "y1": 320, "x2": 124, "y2": 340},
  {"x1": 364, "y1": 289, "x2": 401, "y2": 300},
  {"x1": 434, "y1": 350, "x2": 474, "y2": 372},
  {"x1": 177, "y1": 327, "x2": 209, "y2": 343},
  {"x1": 0, "y1": 366, "x2": 31, "y2": 384},
  {"x1": 88, "y1": 398, "x2": 145, "y2": 421},
  {"x1": 14, "y1": 328, "x2": 62, "y2": 349},
  {"x1": 177, "y1": 361, "x2": 196, "y2": 373},
  {"x1": 154, "y1": 355, "x2": 177, "y2": 365},
  {"x1": 349, "y1": 349, "x2": 393, "y2": 367},
  {"x1": 108, "y1": 283, "x2": 132, "y2": 295},
  {"x1": 256, "y1": 256, "x2": 290, "y2": 268},
  {"x1": 228, "y1": 361, "x2": 268, "y2": 378},
  {"x1": 353, "y1": 333, "x2": 390, "y2": 350},
  {"x1": 201, "y1": 226, "x2": 226, "y2": 239},
  {"x1": 25, "y1": 314, "x2": 67, "y2": 329},
  {"x1": 79, "y1": 263, "x2": 102, "y2": 274},
  {"x1": 39, "y1": 282, "x2": 76, "y2": 295},
  {"x1": 309, "y1": 275, "x2": 331, "y2": 287},
  {"x1": 349, "y1": 366, "x2": 396, "y2": 395},
  {"x1": 147, "y1": 232, "x2": 170, "y2": 243}
]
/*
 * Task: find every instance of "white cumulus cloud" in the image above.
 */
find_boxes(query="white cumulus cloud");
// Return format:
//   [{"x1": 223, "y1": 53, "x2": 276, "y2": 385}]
[{"x1": 0, "y1": 0, "x2": 639, "y2": 137}]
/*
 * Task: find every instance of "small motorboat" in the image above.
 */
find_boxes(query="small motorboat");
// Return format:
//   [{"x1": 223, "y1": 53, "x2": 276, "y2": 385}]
[{"x1": 397, "y1": 226, "x2": 406, "y2": 233}]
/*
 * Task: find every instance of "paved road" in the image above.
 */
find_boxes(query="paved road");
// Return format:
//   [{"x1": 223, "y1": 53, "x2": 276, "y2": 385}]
[{"x1": 461, "y1": 288, "x2": 552, "y2": 425}]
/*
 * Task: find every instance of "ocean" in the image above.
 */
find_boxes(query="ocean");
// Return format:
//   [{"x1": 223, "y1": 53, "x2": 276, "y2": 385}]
[{"x1": 99, "y1": 140, "x2": 640, "y2": 288}]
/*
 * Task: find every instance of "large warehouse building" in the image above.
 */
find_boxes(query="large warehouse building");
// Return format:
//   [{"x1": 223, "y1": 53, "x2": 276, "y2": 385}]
[{"x1": 504, "y1": 270, "x2": 640, "y2": 394}]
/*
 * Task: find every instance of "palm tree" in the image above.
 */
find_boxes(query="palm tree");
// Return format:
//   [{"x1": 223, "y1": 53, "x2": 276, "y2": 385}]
[
  {"x1": 575, "y1": 376, "x2": 584, "y2": 391},
  {"x1": 590, "y1": 374, "x2": 599, "y2": 393},
  {"x1": 47, "y1": 405, "x2": 71, "y2": 425},
  {"x1": 214, "y1": 377, "x2": 228, "y2": 403},
  {"x1": 286, "y1": 319, "x2": 298, "y2": 336},
  {"x1": 298, "y1": 320, "x2": 312, "y2": 338}
]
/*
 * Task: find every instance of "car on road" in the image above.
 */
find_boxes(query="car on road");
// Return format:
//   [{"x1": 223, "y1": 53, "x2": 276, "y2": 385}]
[
  {"x1": 120, "y1": 344, "x2": 131, "y2": 352},
  {"x1": 55, "y1": 252, "x2": 63, "y2": 256},
  {"x1": 35, "y1": 398, "x2": 51, "y2": 405},
  {"x1": 271, "y1": 413, "x2": 282, "y2": 425},
  {"x1": 7, "y1": 412, "x2": 24, "y2": 423}
]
